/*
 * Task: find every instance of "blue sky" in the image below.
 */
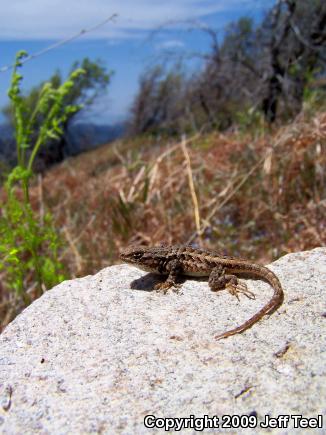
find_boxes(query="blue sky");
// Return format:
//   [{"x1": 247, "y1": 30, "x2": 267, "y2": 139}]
[{"x1": 0, "y1": 0, "x2": 275, "y2": 125}]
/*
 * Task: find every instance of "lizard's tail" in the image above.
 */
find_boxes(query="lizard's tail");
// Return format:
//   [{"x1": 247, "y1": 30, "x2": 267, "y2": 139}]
[{"x1": 216, "y1": 265, "x2": 284, "y2": 340}]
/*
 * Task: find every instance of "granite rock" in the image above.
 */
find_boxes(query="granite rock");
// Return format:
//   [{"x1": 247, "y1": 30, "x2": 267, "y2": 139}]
[{"x1": 0, "y1": 248, "x2": 325, "y2": 434}]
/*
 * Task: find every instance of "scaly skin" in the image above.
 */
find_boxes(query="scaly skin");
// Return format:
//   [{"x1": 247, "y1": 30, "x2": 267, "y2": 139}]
[{"x1": 120, "y1": 245, "x2": 284, "y2": 340}]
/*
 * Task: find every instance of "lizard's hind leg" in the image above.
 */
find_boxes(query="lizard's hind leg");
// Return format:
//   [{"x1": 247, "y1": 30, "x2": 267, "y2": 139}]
[{"x1": 208, "y1": 266, "x2": 255, "y2": 300}]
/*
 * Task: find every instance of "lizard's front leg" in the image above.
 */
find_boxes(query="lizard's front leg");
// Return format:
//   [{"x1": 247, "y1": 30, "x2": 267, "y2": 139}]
[
  {"x1": 154, "y1": 259, "x2": 183, "y2": 294},
  {"x1": 208, "y1": 265, "x2": 255, "y2": 300}
]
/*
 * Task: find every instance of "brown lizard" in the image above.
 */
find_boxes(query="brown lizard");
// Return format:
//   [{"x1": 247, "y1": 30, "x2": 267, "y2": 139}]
[{"x1": 119, "y1": 245, "x2": 284, "y2": 340}]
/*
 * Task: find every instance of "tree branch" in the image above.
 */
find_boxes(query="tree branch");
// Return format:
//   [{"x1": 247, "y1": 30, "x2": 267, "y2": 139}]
[{"x1": 0, "y1": 14, "x2": 118, "y2": 73}]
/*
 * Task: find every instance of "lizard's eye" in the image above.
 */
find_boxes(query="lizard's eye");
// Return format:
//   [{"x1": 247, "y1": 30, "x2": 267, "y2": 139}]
[{"x1": 133, "y1": 252, "x2": 143, "y2": 260}]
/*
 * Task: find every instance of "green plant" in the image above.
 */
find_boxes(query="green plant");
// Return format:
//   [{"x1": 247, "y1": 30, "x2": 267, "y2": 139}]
[
  {"x1": 234, "y1": 106, "x2": 266, "y2": 135},
  {"x1": 2, "y1": 57, "x2": 111, "y2": 168},
  {"x1": 0, "y1": 51, "x2": 85, "y2": 305},
  {"x1": 302, "y1": 70, "x2": 326, "y2": 116}
]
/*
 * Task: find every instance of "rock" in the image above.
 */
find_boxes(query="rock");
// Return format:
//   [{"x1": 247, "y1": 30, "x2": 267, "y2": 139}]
[{"x1": 0, "y1": 248, "x2": 325, "y2": 434}]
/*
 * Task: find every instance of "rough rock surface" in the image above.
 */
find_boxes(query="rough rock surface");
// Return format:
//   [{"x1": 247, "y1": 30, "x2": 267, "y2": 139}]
[{"x1": 0, "y1": 248, "x2": 325, "y2": 434}]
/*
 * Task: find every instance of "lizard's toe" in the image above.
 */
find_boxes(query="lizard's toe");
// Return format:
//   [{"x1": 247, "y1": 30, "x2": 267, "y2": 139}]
[
  {"x1": 154, "y1": 281, "x2": 172, "y2": 294},
  {"x1": 226, "y1": 282, "x2": 255, "y2": 300}
]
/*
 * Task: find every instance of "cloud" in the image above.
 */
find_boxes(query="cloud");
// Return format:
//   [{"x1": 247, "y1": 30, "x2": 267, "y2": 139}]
[
  {"x1": 156, "y1": 40, "x2": 186, "y2": 50},
  {"x1": 0, "y1": 0, "x2": 269, "y2": 40}
]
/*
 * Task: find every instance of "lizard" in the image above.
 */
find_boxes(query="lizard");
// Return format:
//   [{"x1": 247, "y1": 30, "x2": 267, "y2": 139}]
[{"x1": 119, "y1": 244, "x2": 284, "y2": 340}]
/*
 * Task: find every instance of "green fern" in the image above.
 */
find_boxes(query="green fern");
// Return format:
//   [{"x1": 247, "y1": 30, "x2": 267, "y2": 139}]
[{"x1": 0, "y1": 51, "x2": 85, "y2": 304}]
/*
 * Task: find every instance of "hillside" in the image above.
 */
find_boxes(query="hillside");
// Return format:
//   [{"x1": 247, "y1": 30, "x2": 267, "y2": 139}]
[
  {"x1": 1, "y1": 110, "x2": 325, "y2": 329},
  {"x1": 28, "y1": 110, "x2": 326, "y2": 268},
  {"x1": 0, "y1": 121, "x2": 125, "y2": 166}
]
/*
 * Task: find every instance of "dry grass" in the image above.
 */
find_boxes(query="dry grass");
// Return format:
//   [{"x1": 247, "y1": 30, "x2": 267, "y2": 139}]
[{"x1": 1, "y1": 110, "x2": 326, "y2": 328}]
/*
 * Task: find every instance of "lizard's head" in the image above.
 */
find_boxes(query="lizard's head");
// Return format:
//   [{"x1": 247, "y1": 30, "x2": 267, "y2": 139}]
[{"x1": 119, "y1": 245, "x2": 167, "y2": 273}]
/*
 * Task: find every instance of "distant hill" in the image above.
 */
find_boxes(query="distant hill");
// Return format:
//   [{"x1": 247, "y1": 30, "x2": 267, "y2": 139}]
[
  {"x1": 0, "y1": 123, "x2": 15, "y2": 164},
  {"x1": 0, "y1": 121, "x2": 126, "y2": 165},
  {"x1": 65, "y1": 121, "x2": 125, "y2": 155}
]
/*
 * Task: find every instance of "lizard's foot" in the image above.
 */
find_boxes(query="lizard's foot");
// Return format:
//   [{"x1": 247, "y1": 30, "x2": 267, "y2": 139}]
[
  {"x1": 226, "y1": 281, "x2": 255, "y2": 301},
  {"x1": 154, "y1": 281, "x2": 181, "y2": 294},
  {"x1": 154, "y1": 258, "x2": 183, "y2": 294}
]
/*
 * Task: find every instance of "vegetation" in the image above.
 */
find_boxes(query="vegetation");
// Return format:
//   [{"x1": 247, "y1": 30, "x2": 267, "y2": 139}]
[
  {"x1": 0, "y1": 51, "x2": 86, "y2": 325},
  {"x1": 2, "y1": 102, "x2": 325, "y2": 332},
  {"x1": 129, "y1": 0, "x2": 326, "y2": 135},
  {"x1": 2, "y1": 57, "x2": 111, "y2": 169}
]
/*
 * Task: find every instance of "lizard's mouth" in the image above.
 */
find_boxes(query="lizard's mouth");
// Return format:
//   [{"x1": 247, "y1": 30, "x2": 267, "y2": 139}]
[
  {"x1": 119, "y1": 252, "x2": 130, "y2": 262},
  {"x1": 119, "y1": 247, "x2": 142, "y2": 262},
  {"x1": 133, "y1": 263, "x2": 158, "y2": 273}
]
